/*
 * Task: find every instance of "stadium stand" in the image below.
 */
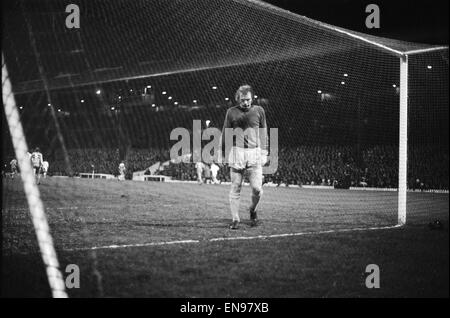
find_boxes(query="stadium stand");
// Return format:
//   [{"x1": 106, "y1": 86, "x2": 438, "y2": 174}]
[{"x1": 18, "y1": 143, "x2": 445, "y2": 190}]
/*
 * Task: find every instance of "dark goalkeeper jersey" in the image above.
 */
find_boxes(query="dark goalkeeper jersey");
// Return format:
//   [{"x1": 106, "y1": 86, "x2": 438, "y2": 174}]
[{"x1": 221, "y1": 105, "x2": 268, "y2": 151}]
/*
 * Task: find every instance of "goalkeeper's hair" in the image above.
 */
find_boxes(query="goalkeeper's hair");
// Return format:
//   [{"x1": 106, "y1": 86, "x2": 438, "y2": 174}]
[{"x1": 235, "y1": 84, "x2": 254, "y2": 102}]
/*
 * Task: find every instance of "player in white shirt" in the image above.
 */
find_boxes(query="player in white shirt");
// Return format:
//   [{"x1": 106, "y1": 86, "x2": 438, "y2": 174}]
[
  {"x1": 195, "y1": 161, "x2": 204, "y2": 184},
  {"x1": 10, "y1": 158, "x2": 18, "y2": 179},
  {"x1": 210, "y1": 162, "x2": 220, "y2": 184},
  {"x1": 42, "y1": 161, "x2": 49, "y2": 178},
  {"x1": 30, "y1": 147, "x2": 43, "y2": 184},
  {"x1": 118, "y1": 161, "x2": 126, "y2": 181}
]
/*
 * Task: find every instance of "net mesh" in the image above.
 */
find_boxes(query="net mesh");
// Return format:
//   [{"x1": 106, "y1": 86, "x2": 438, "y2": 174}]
[
  {"x1": 408, "y1": 51, "x2": 449, "y2": 192},
  {"x1": 2, "y1": 0, "x2": 448, "y2": 297}
]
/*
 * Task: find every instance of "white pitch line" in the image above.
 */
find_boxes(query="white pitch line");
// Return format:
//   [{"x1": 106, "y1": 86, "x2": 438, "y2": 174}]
[
  {"x1": 64, "y1": 224, "x2": 403, "y2": 251},
  {"x1": 4, "y1": 204, "x2": 154, "y2": 212},
  {"x1": 66, "y1": 239, "x2": 200, "y2": 251},
  {"x1": 209, "y1": 224, "x2": 403, "y2": 242},
  {"x1": 5, "y1": 206, "x2": 83, "y2": 212}
]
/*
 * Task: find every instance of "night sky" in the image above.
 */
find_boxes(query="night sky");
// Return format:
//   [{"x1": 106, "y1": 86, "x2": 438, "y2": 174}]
[{"x1": 261, "y1": 0, "x2": 449, "y2": 44}]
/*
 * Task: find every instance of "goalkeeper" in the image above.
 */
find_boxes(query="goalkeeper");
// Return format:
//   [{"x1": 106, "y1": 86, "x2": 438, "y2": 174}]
[{"x1": 219, "y1": 85, "x2": 268, "y2": 230}]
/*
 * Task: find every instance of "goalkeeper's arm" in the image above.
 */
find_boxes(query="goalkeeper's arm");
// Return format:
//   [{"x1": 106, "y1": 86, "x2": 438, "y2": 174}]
[
  {"x1": 259, "y1": 107, "x2": 269, "y2": 166},
  {"x1": 216, "y1": 109, "x2": 232, "y2": 165}
]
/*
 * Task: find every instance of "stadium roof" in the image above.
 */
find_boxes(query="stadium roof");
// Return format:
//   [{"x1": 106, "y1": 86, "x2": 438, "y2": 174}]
[{"x1": 3, "y1": 0, "x2": 448, "y2": 94}]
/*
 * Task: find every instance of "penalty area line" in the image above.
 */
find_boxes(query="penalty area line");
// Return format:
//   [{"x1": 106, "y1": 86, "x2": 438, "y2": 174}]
[
  {"x1": 66, "y1": 239, "x2": 200, "y2": 251},
  {"x1": 209, "y1": 224, "x2": 403, "y2": 242},
  {"x1": 65, "y1": 224, "x2": 403, "y2": 251}
]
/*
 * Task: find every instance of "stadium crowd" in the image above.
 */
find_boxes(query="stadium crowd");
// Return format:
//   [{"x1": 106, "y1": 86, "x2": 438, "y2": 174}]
[
  {"x1": 160, "y1": 145, "x2": 448, "y2": 190},
  {"x1": 48, "y1": 148, "x2": 169, "y2": 179},
  {"x1": 13, "y1": 144, "x2": 446, "y2": 190}
]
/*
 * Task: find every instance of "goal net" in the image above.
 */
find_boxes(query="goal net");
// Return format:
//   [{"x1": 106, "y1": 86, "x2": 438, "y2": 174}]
[{"x1": 2, "y1": 0, "x2": 448, "y2": 297}]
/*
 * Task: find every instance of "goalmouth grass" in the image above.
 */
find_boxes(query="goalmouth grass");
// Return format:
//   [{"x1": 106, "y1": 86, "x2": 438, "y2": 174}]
[{"x1": 2, "y1": 177, "x2": 448, "y2": 297}]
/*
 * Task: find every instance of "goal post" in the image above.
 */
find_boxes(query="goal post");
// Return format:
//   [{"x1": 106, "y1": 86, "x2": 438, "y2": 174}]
[
  {"x1": 398, "y1": 54, "x2": 408, "y2": 225},
  {"x1": 2, "y1": 53, "x2": 68, "y2": 298},
  {"x1": 398, "y1": 47, "x2": 449, "y2": 225}
]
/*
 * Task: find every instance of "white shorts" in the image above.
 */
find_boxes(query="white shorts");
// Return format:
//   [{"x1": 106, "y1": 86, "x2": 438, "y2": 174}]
[{"x1": 226, "y1": 147, "x2": 265, "y2": 170}]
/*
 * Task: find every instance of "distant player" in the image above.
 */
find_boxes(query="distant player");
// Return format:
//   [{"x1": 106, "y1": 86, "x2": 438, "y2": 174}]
[
  {"x1": 30, "y1": 147, "x2": 43, "y2": 184},
  {"x1": 42, "y1": 161, "x2": 49, "y2": 178},
  {"x1": 118, "y1": 161, "x2": 126, "y2": 181},
  {"x1": 210, "y1": 162, "x2": 220, "y2": 184},
  {"x1": 195, "y1": 161, "x2": 204, "y2": 184},
  {"x1": 10, "y1": 158, "x2": 18, "y2": 179},
  {"x1": 203, "y1": 164, "x2": 211, "y2": 184}
]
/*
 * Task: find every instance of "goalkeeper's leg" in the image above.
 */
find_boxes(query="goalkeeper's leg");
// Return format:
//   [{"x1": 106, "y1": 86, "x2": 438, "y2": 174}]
[
  {"x1": 248, "y1": 165, "x2": 263, "y2": 226},
  {"x1": 229, "y1": 168, "x2": 244, "y2": 223},
  {"x1": 248, "y1": 165, "x2": 263, "y2": 213}
]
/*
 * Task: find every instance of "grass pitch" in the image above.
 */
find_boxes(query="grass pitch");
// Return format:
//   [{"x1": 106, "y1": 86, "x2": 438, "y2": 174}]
[{"x1": 1, "y1": 177, "x2": 448, "y2": 297}]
